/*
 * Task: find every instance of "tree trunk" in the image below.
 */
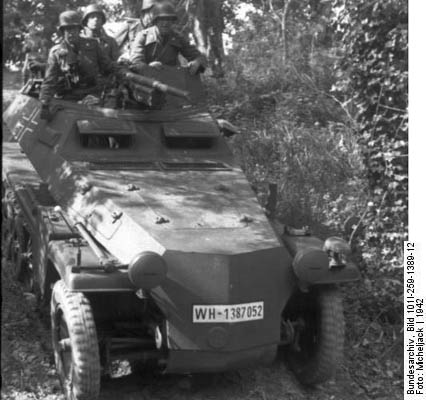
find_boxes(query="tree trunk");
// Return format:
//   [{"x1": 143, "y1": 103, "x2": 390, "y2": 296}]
[{"x1": 206, "y1": 0, "x2": 225, "y2": 77}]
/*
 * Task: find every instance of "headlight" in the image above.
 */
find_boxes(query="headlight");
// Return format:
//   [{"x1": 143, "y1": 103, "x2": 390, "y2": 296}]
[
  {"x1": 323, "y1": 237, "x2": 351, "y2": 269},
  {"x1": 128, "y1": 251, "x2": 167, "y2": 290}
]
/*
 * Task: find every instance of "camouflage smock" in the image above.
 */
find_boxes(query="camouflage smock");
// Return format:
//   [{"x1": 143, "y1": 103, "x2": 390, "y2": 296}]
[
  {"x1": 81, "y1": 27, "x2": 119, "y2": 61},
  {"x1": 129, "y1": 26, "x2": 204, "y2": 67},
  {"x1": 39, "y1": 37, "x2": 115, "y2": 104}
]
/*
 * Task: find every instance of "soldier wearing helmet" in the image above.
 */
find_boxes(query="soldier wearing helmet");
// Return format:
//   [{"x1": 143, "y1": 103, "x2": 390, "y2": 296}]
[
  {"x1": 140, "y1": 0, "x2": 161, "y2": 28},
  {"x1": 21, "y1": 33, "x2": 49, "y2": 85},
  {"x1": 112, "y1": 0, "x2": 164, "y2": 62},
  {"x1": 39, "y1": 10, "x2": 116, "y2": 120},
  {"x1": 130, "y1": 2, "x2": 207, "y2": 75},
  {"x1": 81, "y1": 4, "x2": 119, "y2": 61}
]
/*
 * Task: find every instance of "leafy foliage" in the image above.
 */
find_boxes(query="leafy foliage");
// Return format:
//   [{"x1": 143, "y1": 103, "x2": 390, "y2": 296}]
[
  {"x1": 206, "y1": 1, "x2": 365, "y2": 229},
  {"x1": 3, "y1": 0, "x2": 93, "y2": 63},
  {"x1": 332, "y1": 0, "x2": 408, "y2": 270}
]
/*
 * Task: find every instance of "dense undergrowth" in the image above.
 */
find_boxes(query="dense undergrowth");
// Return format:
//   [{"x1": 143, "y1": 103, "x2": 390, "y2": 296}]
[{"x1": 206, "y1": 65, "x2": 366, "y2": 228}]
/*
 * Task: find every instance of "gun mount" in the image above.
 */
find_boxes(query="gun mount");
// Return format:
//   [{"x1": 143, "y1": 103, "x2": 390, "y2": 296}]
[{"x1": 117, "y1": 67, "x2": 190, "y2": 107}]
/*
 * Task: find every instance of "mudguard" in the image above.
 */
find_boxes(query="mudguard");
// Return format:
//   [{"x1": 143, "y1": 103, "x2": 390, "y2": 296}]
[{"x1": 282, "y1": 234, "x2": 360, "y2": 287}]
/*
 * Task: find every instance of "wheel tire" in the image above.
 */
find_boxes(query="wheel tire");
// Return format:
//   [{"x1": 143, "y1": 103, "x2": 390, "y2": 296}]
[
  {"x1": 9, "y1": 216, "x2": 25, "y2": 271},
  {"x1": 18, "y1": 234, "x2": 35, "y2": 293},
  {"x1": 2, "y1": 186, "x2": 13, "y2": 233},
  {"x1": 284, "y1": 286, "x2": 344, "y2": 386},
  {"x1": 51, "y1": 280, "x2": 101, "y2": 400},
  {"x1": 2, "y1": 200, "x2": 16, "y2": 260},
  {"x1": 11, "y1": 219, "x2": 34, "y2": 291},
  {"x1": 1, "y1": 198, "x2": 11, "y2": 243}
]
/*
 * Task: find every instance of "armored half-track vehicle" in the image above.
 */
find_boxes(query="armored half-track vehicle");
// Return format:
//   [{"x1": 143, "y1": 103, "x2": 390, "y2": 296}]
[{"x1": 2, "y1": 66, "x2": 360, "y2": 400}]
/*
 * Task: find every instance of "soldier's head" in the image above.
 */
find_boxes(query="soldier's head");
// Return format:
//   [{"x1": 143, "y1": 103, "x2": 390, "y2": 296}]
[
  {"x1": 82, "y1": 4, "x2": 106, "y2": 31},
  {"x1": 152, "y1": 2, "x2": 177, "y2": 36},
  {"x1": 140, "y1": 0, "x2": 165, "y2": 28},
  {"x1": 58, "y1": 11, "x2": 82, "y2": 46},
  {"x1": 141, "y1": 0, "x2": 158, "y2": 12}
]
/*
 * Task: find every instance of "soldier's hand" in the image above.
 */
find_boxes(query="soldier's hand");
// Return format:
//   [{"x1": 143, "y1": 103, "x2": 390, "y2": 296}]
[
  {"x1": 28, "y1": 60, "x2": 45, "y2": 72},
  {"x1": 149, "y1": 61, "x2": 163, "y2": 70},
  {"x1": 130, "y1": 63, "x2": 146, "y2": 74},
  {"x1": 188, "y1": 59, "x2": 203, "y2": 75},
  {"x1": 40, "y1": 104, "x2": 53, "y2": 122}
]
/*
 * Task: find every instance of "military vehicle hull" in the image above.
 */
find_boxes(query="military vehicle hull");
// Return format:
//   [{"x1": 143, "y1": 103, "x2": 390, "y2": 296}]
[{"x1": 2, "y1": 68, "x2": 360, "y2": 399}]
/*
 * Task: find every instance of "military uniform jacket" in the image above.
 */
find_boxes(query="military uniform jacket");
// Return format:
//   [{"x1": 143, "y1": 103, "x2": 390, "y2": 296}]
[
  {"x1": 39, "y1": 37, "x2": 115, "y2": 103},
  {"x1": 81, "y1": 27, "x2": 119, "y2": 61},
  {"x1": 105, "y1": 19, "x2": 144, "y2": 61},
  {"x1": 130, "y1": 26, "x2": 203, "y2": 66}
]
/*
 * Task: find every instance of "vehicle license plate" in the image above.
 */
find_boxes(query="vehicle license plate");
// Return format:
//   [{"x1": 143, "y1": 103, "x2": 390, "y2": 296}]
[{"x1": 193, "y1": 301, "x2": 264, "y2": 323}]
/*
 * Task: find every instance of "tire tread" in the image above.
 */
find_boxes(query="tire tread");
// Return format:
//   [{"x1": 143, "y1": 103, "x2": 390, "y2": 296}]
[
  {"x1": 51, "y1": 280, "x2": 100, "y2": 400},
  {"x1": 288, "y1": 286, "x2": 345, "y2": 386}
]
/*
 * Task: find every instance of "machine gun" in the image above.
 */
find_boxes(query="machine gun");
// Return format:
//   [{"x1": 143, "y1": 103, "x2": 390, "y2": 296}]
[{"x1": 116, "y1": 67, "x2": 191, "y2": 109}]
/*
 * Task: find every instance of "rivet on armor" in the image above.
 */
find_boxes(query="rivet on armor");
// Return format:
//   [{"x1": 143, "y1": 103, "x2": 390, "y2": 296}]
[
  {"x1": 126, "y1": 183, "x2": 140, "y2": 191},
  {"x1": 214, "y1": 184, "x2": 230, "y2": 192},
  {"x1": 79, "y1": 182, "x2": 92, "y2": 194},
  {"x1": 155, "y1": 216, "x2": 170, "y2": 224},
  {"x1": 111, "y1": 211, "x2": 123, "y2": 223},
  {"x1": 240, "y1": 215, "x2": 253, "y2": 223}
]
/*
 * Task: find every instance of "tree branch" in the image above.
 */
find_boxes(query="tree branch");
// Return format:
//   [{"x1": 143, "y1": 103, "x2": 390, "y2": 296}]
[
  {"x1": 268, "y1": 0, "x2": 281, "y2": 23},
  {"x1": 281, "y1": 0, "x2": 292, "y2": 63}
]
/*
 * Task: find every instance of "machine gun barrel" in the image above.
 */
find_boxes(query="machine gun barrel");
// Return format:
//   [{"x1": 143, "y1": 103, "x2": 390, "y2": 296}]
[{"x1": 118, "y1": 69, "x2": 190, "y2": 101}]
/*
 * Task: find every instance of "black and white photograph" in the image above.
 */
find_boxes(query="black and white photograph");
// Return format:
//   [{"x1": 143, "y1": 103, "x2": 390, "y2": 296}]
[{"x1": 2, "y1": 1, "x2": 415, "y2": 399}]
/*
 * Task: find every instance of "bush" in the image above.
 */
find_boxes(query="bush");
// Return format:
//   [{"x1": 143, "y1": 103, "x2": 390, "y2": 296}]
[
  {"x1": 205, "y1": 67, "x2": 367, "y2": 229},
  {"x1": 333, "y1": 0, "x2": 408, "y2": 270}
]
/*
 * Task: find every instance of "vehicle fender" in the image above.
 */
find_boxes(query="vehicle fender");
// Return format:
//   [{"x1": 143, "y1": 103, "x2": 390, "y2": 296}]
[
  {"x1": 281, "y1": 234, "x2": 360, "y2": 287},
  {"x1": 34, "y1": 205, "x2": 76, "y2": 298}
]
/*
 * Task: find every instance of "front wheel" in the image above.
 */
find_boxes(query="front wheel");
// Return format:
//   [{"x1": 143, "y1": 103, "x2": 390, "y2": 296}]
[
  {"x1": 282, "y1": 285, "x2": 344, "y2": 386},
  {"x1": 51, "y1": 280, "x2": 101, "y2": 400}
]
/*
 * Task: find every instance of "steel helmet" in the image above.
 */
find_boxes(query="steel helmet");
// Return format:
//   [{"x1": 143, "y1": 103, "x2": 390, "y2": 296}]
[
  {"x1": 141, "y1": 0, "x2": 158, "y2": 11},
  {"x1": 152, "y1": 2, "x2": 177, "y2": 22},
  {"x1": 58, "y1": 11, "x2": 82, "y2": 30},
  {"x1": 82, "y1": 4, "x2": 106, "y2": 25}
]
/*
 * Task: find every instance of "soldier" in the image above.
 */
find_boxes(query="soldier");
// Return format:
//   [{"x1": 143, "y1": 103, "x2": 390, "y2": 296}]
[
  {"x1": 81, "y1": 4, "x2": 119, "y2": 62},
  {"x1": 21, "y1": 34, "x2": 49, "y2": 84},
  {"x1": 39, "y1": 11, "x2": 116, "y2": 120},
  {"x1": 140, "y1": 0, "x2": 161, "y2": 29},
  {"x1": 130, "y1": 2, "x2": 206, "y2": 75},
  {"x1": 111, "y1": 0, "x2": 164, "y2": 62}
]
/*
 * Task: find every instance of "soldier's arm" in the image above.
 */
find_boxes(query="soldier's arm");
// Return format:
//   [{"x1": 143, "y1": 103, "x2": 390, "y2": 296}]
[
  {"x1": 96, "y1": 42, "x2": 116, "y2": 75},
  {"x1": 177, "y1": 34, "x2": 207, "y2": 72},
  {"x1": 178, "y1": 35, "x2": 206, "y2": 62},
  {"x1": 129, "y1": 30, "x2": 148, "y2": 67},
  {"x1": 39, "y1": 50, "x2": 61, "y2": 105},
  {"x1": 109, "y1": 37, "x2": 120, "y2": 62}
]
